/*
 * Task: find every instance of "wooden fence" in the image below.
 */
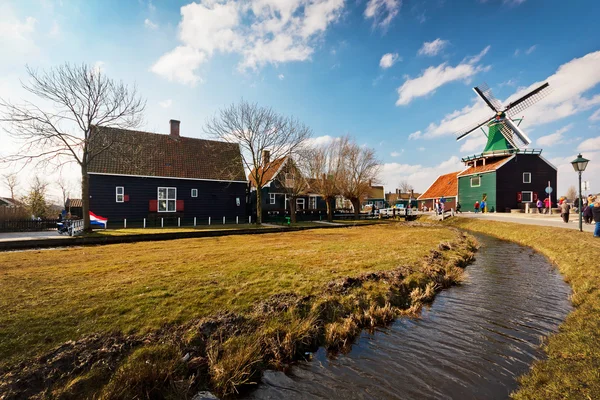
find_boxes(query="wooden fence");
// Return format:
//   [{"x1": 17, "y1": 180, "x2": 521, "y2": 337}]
[{"x1": 0, "y1": 219, "x2": 58, "y2": 232}]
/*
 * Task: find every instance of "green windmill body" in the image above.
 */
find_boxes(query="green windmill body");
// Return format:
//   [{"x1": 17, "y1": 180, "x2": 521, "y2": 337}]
[{"x1": 483, "y1": 123, "x2": 513, "y2": 152}]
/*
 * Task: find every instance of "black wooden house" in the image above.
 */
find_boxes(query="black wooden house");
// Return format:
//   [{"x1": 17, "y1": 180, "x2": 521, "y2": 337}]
[{"x1": 88, "y1": 120, "x2": 247, "y2": 225}]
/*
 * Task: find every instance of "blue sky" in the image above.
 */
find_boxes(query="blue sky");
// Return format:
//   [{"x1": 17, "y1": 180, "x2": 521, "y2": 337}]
[{"x1": 1, "y1": 0, "x2": 600, "y2": 200}]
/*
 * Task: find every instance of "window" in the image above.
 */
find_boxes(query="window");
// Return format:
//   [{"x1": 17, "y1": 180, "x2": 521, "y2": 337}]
[
  {"x1": 269, "y1": 193, "x2": 276, "y2": 204},
  {"x1": 296, "y1": 198, "x2": 305, "y2": 210},
  {"x1": 309, "y1": 196, "x2": 317, "y2": 209},
  {"x1": 523, "y1": 172, "x2": 531, "y2": 183},
  {"x1": 191, "y1": 189, "x2": 198, "y2": 198},
  {"x1": 158, "y1": 187, "x2": 176, "y2": 212},
  {"x1": 116, "y1": 186, "x2": 124, "y2": 202},
  {"x1": 470, "y1": 176, "x2": 481, "y2": 187},
  {"x1": 521, "y1": 191, "x2": 533, "y2": 203},
  {"x1": 285, "y1": 195, "x2": 289, "y2": 209}
]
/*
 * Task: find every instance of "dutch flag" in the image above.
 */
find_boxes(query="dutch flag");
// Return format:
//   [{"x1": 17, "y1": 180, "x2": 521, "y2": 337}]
[{"x1": 90, "y1": 211, "x2": 108, "y2": 228}]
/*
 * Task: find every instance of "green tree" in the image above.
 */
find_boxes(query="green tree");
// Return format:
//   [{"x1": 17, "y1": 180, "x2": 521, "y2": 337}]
[{"x1": 24, "y1": 176, "x2": 50, "y2": 219}]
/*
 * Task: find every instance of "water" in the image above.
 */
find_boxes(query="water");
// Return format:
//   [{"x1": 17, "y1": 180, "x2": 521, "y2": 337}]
[{"x1": 246, "y1": 234, "x2": 572, "y2": 400}]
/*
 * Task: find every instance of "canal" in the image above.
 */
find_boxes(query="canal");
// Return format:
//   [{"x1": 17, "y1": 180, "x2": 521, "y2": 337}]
[{"x1": 246, "y1": 234, "x2": 572, "y2": 399}]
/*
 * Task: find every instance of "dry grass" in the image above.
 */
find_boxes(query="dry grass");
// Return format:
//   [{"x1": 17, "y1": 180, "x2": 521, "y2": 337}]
[
  {"x1": 446, "y1": 218, "x2": 600, "y2": 400},
  {"x1": 0, "y1": 224, "x2": 454, "y2": 368}
]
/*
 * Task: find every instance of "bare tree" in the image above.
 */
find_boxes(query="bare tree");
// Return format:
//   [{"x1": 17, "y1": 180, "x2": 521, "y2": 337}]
[
  {"x1": 0, "y1": 63, "x2": 145, "y2": 231},
  {"x1": 566, "y1": 185, "x2": 577, "y2": 202},
  {"x1": 56, "y1": 175, "x2": 71, "y2": 208},
  {"x1": 278, "y1": 151, "x2": 312, "y2": 224},
  {"x1": 305, "y1": 140, "x2": 344, "y2": 222},
  {"x1": 205, "y1": 100, "x2": 311, "y2": 224},
  {"x1": 338, "y1": 137, "x2": 381, "y2": 219},
  {"x1": 398, "y1": 180, "x2": 414, "y2": 194},
  {"x1": 2, "y1": 173, "x2": 18, "y2": 200}
]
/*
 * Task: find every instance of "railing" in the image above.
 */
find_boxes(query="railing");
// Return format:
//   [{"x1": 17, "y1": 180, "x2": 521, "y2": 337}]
[
  {"x1": 461, "y1": 148, "x2": 543, "y2": 162},
  {"x1": 69, "y1": 219, "x2": 85, "y2": 236},
  {"x1": 0, "y1": 218, "x2": 58, "y2": 232}
]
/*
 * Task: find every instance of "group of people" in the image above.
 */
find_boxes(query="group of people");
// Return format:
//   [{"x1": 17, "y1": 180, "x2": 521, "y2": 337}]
[
  {"x1": 473, "y1": 200, "x2": 486, "y2": 213},
  {"x1": 558, "y1": 195, "x2": 600, "y2": 237}
]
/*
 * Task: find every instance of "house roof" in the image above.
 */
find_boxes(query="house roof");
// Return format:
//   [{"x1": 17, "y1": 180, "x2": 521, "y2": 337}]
[
  {"x1": 88, "y1": 126, "x2": 247, "y2": 182},
  {"x1": 66, "y1": 198, "x2": 82, "y2": 208},
  {"x1": 457, "y1": 155, "x2": 513, "y2": 177},
  {"x1": 385, "y1": 192, "x2": 422, "y2": 202},
  {"x1": 0, "y1": 197, "x2": 22, "y2": 207},
  {"x1": 418, "y1": 172, "x2": 460, "y2": 200},
  {"x1": 248, "y1": 156, "x2": 288, "y2": 188},
  {"x1": 367, "y1": 185, "x2": 385, "y2": 199}
]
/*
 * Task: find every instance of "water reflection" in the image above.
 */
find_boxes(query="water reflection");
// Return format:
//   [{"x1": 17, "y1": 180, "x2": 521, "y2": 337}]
[{"x1": 246, "y1": 234, "x2": 572, "y2": 400}]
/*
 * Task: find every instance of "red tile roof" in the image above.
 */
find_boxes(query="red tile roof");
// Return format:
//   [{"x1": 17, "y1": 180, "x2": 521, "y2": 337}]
[
  {"x1": 88, "y1": 126, "x2": 246, "y2": 181},
  {"x1": 457, "y1": 156, "x2": 512, "y2": 177},
  {"x1": 418, "y1": 172, "x2": 460, "y2": 200},
  {"x1": 66, "y1": 198, "x2": 82, "y2": 208},
  {"x1": 248, "y1": 157, "x2": 288, "y2": 188}
]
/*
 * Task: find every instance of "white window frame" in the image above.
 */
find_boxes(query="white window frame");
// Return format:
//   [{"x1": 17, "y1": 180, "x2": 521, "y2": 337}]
[
  {"x1": 470, "y1": 176, "x2": 481, "y2": 187},
  {"x1": 521, "y1": 191, "x2": 533, "y2": 203},
  {"x1": 285, "y1": 194, "x2": 289, "y2": 210},
  {"x1": 523, "y1": 172, "x2": 531, "y2": 184},
  {"x1": 309, "y1": 196, "x2": 317, "y2": 209},
  {"x1": 269, "y1": 193, "x2": 276, "y2": 205},
  {"x1": 191, "y1": 188, "x2": 198, "y2": 198},
  {"x1": 296, "y1": 198, "x2": 305, "y2": 210},
  {"x1": 116, "y1": 186, "x2": 124, "y2": 203},
  {"x1": 158, "y1": 187, "x2": 177, "y2": 212}
]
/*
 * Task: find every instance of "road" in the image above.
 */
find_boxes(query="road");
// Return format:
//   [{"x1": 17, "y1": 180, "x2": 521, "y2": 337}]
[
  {"x1": 0, "y1": 231, "x2": 69, "y2": 242},
  {"x1": 453, "y1": 211, "x2": 596, "y2": 233}
]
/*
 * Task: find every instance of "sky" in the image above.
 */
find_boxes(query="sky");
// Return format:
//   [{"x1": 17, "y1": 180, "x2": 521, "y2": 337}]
[{"x1": 1, "y1": 0, "x2": 600, "y2": 203}]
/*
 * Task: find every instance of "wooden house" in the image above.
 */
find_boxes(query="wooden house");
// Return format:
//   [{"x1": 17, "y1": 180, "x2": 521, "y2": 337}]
[
  {"x1": 248, "y1": 151, "x2": 330, "y2": 219},
  {"x1": 417, "y1": 172, "x2": 459, "y2": 210},
  {"x1": 65, "y1": 198, "x2": 83, "y2": 218},
  {"x1": 88, "y1": 120, "x2": 247, "y2": 224}
]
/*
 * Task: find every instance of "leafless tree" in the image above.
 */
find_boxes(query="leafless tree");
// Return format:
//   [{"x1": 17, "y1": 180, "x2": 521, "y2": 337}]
[
  {"x1": 205, "y1": 100, "x2": 311, "y2": 224},
  {"x1": 56, "y1": 175, "x2": 72, "y2": 208},
  {"x1": 277, "y1": 151, "x2": 312, "y2": 224},
  {"x1": 338, "y1": 137, "x2": 381, "y2": 218},
  {"x1": 566, "y1": 185, "x2": 577, "y2": 202},
  {"x1": 0, "y1": 63, "x2": 145, "y2": 231},
  {"x1": 305, "y1": 140, "x2": 344, "y2": 222},
  {"x1": 398, "y1": 180, "x2": 414, "y2": 194},
  {"x1": 2, "y1": 173, "x2": 19, "y2": 200}
]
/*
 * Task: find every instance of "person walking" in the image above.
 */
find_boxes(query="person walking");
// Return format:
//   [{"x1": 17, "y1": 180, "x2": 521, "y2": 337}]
[
  {"x1": 544, "y1": 197, "x2": 551, "y2": 214},
  {"x1": 474, "y1": 200, "x2": 480, "y2": 213},
  {"x1": 593, "y1": 197, "x2": 600, "y2": 238},
  {"x1": 480, "y1": 199, "x2": 486, "y2": 214},
  {"x1": 584, "y1": 204, "x2": 593, "y2": 224},
  {"x1": 456, "y1": 201, "x2": 462, "y2": 213},
  {"x1": 560, "y1": 200, "x2": 571, "y2": 223},
  {"x1": 536, "y1": 198, "x2": 543, "y2": 214}
]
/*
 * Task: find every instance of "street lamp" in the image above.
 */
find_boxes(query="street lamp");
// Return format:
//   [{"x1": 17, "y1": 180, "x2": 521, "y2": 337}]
[{"x1": 571, "y1": 153, "x2": 590, "y2": 232}]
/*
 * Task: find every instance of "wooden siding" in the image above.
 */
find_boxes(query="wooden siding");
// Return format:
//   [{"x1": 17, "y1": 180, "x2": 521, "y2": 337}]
[
  {"x1": 495, "y1": 154, "x2": 557, "y2": 211},
  {"x1": 458, "y1": 172, "x2": 497, "y2": 212},
  {"x1": 89, "y1": 174, "x2": 247, "y2": 221}
]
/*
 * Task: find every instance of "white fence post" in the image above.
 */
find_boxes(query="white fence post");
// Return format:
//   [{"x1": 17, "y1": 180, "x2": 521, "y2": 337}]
[
  {"x1": 143, "y1": 218, "x2": 146, "y2": 228},
  {"x1": 236, "y1": 216, "x2": 239, "y2": 224},
  {"x1": 124, "y1": 219, "x2": 127, "y2": 229},
  {"x1": 194, "y1": 217, "x2": 197, "y2": 227},
  {"x1": 249, "y1": 215, "x2": 251, "y2": 224},
  {"x1": 178, "y1": 217, "x2": 181, "y2": 227},
  {"x1": 223, "y1": 216, "x2": 225, "y2": 224},
  {"x1": 209, "y1": 216, "x2": 211, "y2": 226},
  {"x1": 161, "y1": 217, "x2": 164, "y2": 228}
]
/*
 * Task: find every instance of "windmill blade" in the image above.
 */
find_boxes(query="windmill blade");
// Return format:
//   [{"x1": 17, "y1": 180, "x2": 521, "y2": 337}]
[
  {"x1": 504, "y1": 82, "x2": 551, "y2": 117},
  {"x1": 473, "y1": 83, "x2": 503, "y2": 112},
  {"x1": 456, "y1": 115, "x2": 495, "y2": 141},
  {"x1": 498, "y1": 123, "x2": 521, "y2": 150},
  {"x1": 504, "y1": 118, "x2": 531, "y2": 146}
]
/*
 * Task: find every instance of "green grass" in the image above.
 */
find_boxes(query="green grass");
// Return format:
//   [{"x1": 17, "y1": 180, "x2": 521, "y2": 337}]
[
  {"x1": 445, "y1": 217, "x2": 600, "y2": 400},
  {"x1": 89, "y1": 223, "x2": 266, "y2": 236},
  {"x1": 0, "y1": 223, "x2": 456, "y2": 369}
]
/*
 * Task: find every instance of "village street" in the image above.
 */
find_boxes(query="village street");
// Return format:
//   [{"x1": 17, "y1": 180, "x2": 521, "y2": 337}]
[{"x1": 454, "y1": 211, "x2": 596, "y2": 233}]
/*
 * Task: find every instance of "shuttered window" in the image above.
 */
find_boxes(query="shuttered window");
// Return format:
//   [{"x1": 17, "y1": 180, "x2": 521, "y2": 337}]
[{"x1": 158, "y1": 187, "x2": 176, "y2": 212}]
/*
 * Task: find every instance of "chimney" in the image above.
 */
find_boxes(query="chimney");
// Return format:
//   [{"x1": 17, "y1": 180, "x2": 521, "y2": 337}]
[
  {"x1": 262, "y1": 150, "x2": 270, "y2": 165},
  {"x1": 169, "y1": 119, "x2": 180, "y2": 138}
]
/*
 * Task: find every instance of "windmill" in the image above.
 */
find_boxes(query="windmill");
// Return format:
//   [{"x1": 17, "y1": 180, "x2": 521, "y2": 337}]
[{"x1": 456, "y1": 82, "x2": 551, "y2": 153}]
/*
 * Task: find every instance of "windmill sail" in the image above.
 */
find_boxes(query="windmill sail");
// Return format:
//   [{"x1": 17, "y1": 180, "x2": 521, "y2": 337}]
[
  {"x1": 503, "y1": 118, "x2": 531, "y2": 146},
  {"x1": 505, "y1": 82, "x2": 551, "y2": 117},
  {"x1": 456, "y1": 115, "x2": 494, "y2": 141},
  {"x1": 473, "y1": 83, "x2": 503, "y2": 112}
]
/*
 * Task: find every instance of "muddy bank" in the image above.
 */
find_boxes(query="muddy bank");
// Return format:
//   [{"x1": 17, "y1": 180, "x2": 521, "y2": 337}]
[{"x1": 0, "y1": 231, "x2": 476, "y2": 399}]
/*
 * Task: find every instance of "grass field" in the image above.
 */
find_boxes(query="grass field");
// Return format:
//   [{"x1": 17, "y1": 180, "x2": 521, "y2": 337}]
[
  {"x1": 446, "y1": 218, "x2": 600, "y2": 400},
  {"x1": 0, "y1": 223, "x2": 457, "y2": 370}
]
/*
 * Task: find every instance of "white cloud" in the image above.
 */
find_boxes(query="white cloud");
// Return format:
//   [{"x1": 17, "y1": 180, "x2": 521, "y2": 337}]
[
  {"x1": 144, "y1": 18, "x2": 158, "y2": 29},
  {"x1": 278, "y1": 74, "x2": 285, "y2": 80},
  {"x1": 460, "y1": 131, "x2": 488, "y2": 153},
  {"x1": 418, "y1": 147, "x2": 425, "y2": 151},
  {"x1": 159, "y1": 99, "x2": 173, "y2": 108},
  {"x1": 551, "y1": 150, "x2": 600, "y2": 196},
  {"x1": 504, "y1": 0, "x2": 526, "y2": 5},
  {"x1": 590, "y1": 109, "x2": 600, "y2": 121},
  {"x1": 364, "y1": 0, "x2": 401, "y2": 30},
  {"x1": 417, "y1": 38, "x2": 448, "y2": 56},
  {"x1": 152, "y1": 0, "x2": 345, "y2": 84},
  {"x1": 150, "y1": 46, "x2": 207, "y2": 85},
  {"x1": 305, "y1": 134, "x2": 336, "y2": 147},
  {"x1": 92, "y1": 61, "x2": 105, "y2": 74},
  {"x1": 578, "y1": 136, "x2": 600, "y2": 152},
  {"x1": 390, "y1": 150, "x2": 403, "y2": 157},
  {"x1": 414, "y1": 50, "x2": 600, "y2": 141},
  {"x1": 379, "y1": 156, "x2": 463, "y2": 193},
  {"x1": 408, "y1": 130, "x2": 422, "y2": 140},
  {"x1": 514, "y1": 49, "x2": 520, "y2": 57},
  {"x1": 49, "y1": 20, "x2": 60, "y2": 37},
  {"x1": 396, "y1": 46, "x2": 491, "y2": 106},
  {"x1": 0, "y1": 5, "x2": 38, "y2": 57},
  {"x1": 380, "y1": 52, "x2": 400, "y2": 69},
  {"x1": 537, "y1": 124, "x2": 573, "y2": 147},
  {"x1": 525, "y1": 45, "x2": 536, "y2": 55}
]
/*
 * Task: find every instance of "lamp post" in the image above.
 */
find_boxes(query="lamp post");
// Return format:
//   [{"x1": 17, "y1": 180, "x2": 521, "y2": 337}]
[{"x1": 571, "y1": 153, "x2": 590, "y2": 232}]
